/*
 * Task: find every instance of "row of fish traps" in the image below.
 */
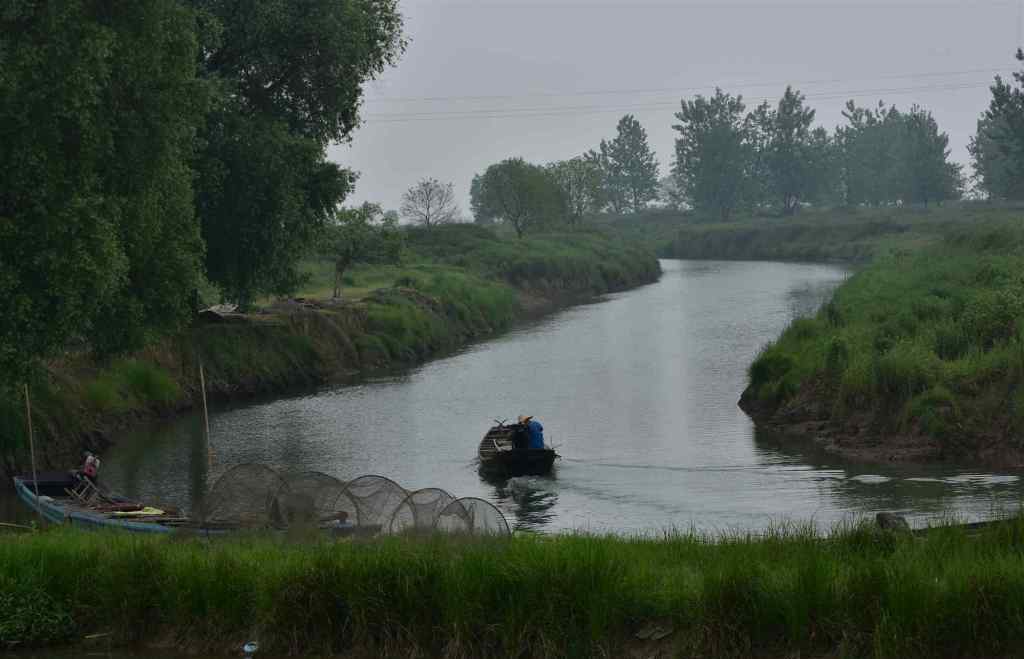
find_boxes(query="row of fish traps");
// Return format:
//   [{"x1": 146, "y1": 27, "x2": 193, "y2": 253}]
[{"x1": 198, "y1": 464, "x2": 510, "y2": 536}]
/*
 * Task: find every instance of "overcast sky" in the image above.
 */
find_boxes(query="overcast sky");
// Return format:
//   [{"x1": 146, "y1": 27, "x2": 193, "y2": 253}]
[{"x1": 328, "y1": 0, "x2": 1022, "y2": 214}]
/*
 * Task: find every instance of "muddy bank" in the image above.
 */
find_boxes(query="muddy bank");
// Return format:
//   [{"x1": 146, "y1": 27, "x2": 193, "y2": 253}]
[{"x1": 739, "y1": 378, "x2": 1024, "y2": 468}]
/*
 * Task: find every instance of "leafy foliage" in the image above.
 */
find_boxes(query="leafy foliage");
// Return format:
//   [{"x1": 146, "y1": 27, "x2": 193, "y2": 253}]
[
  {"x1": 970, "y1": 50, "x2": 1024, "y2": 200},
  {"x1": 597, "y1": 114, "x2": 660, "y2": 214},
  {"x1": 547, "y1": 157, "x2": 605, "y2": 225},
  {"x1": 470, "y1": 158, "x2": 566, "y2": 237},
  {"x1": 672, "y1": 89, "x2": 752, "y2": 221},
  {"x1": 837, "y1": 101, "x2": 960, "y2": 207},
  {"x1": 0, "y1": 1, "x2": 208, "y2": 384},
  {"x1": 756, "y1": 87, "x2": 836, "y2": 214},
  {"x1": 192, "y1": 0, "x2": 405, "y2": 305},
  {"x1": 319, "y1": 203, "x2": 403, "y2": 298}
]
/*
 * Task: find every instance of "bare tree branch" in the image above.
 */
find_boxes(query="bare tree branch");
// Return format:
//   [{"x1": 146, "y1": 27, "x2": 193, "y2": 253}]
[{"x1": 400, "y1": 178, "x2": 459, "y2": 228}]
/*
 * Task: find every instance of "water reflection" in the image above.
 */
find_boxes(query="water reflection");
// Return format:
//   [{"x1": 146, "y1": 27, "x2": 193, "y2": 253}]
[
  {"x1": 753, "y1": 428, "x2": 1023, "y2": 527},
  {"x1": 483, "y1": 473, "x2": 560, "y2": 531}
]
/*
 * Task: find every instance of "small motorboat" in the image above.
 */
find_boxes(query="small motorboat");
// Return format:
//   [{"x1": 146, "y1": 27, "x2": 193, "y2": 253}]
[{"x1": 477, "y1": 422, "x2": 557, "y2": 477}]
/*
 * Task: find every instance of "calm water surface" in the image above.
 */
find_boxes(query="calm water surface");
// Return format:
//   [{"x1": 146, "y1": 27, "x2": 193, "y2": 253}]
[{"x1": 9, "y1": 260, "x2": 1024, "y2": 533}]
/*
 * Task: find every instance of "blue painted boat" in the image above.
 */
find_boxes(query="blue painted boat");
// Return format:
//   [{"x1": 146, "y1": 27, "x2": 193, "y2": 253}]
[
  {"x1": 13, "y1": 472, "x2": 361, "y2": 536},
  {"x1": 13, "y1": 473, "x2": 183, "y2": 534}
]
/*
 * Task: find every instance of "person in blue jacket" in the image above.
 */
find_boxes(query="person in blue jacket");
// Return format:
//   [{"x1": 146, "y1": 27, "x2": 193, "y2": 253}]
[{"x1": 518, "y1": 415, "x2": 544, "y2": 449}]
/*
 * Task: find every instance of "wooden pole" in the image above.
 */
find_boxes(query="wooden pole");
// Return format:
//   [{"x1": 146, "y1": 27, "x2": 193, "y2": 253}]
[
  {"x1": 199, "y1": 362, "x2": 213, "y2": 471},
  {"x1": 24, "y1": 384, "x2": 42, "y2": 524}
]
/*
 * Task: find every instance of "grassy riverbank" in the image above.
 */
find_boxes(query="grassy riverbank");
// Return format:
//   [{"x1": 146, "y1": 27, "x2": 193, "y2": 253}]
[
  {"x1": 611, "y1": 204, "x2": 1018, "y2": 263},
  {"x1": 741, "y1": 217, "x2": 1024, "y2": 464},
  {"x1": 5, "y1": 521, "x2": 1024, "y2": 657},
  {"x1": 0, "y1": 226, "x2": 660, "y2": 478}
]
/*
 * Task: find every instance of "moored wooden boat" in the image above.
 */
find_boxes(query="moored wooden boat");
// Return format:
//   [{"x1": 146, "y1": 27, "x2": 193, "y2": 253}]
[
  {"x1": 12, "y1": 473, "x2": 361, "y2": 536},
  {"x1": 14, "y1": 473, "x2": 190, "y2": 534},
  {"x1": 477, "y1": 424, "x2": 557, "y2": 477}
]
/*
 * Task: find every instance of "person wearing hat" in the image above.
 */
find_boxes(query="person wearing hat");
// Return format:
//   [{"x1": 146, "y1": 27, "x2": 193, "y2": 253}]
[{"x1": 518, "y1": 415, "x2": 544, "y2": 449}]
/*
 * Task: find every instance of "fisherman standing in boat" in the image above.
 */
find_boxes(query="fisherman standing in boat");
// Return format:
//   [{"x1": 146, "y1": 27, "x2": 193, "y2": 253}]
[
  {"x1": 79, "y1": 452, "x2": 100, "y2": 485},
  {"x1": 518, "y1": 415, "x2": 544, "y2": 449}
]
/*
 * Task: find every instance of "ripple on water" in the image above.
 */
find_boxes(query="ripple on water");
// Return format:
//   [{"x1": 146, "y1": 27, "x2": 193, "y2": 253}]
[{"x1": 848, "y1": 475, "x2": 893, "y2": 485}]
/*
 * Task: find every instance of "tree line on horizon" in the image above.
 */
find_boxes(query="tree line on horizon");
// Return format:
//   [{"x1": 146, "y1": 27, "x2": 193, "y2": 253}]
[{"x1": 469, "y1": 63, "x2": 1024, "y2": 229}]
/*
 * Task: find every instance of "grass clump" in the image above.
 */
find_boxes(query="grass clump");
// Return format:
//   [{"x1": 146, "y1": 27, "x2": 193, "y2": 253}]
[
  {"x1": 7, "y1": 522, "x2": 1024, "y2": 657},
  {"x1": 744, "y1": 216, "x2": 1024, "y2": 453}
]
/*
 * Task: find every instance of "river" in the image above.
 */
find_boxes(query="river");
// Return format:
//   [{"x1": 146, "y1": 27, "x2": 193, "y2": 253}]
[{"x1": 8, "y1": 260, "x2": 1024, "y2": 534}]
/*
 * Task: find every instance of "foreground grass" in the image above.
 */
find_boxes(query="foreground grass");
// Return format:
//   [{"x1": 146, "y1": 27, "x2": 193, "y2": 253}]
[
  {"x1": 746, "y1": 216, "x2": 1024, "y2": 459},
  {"x1": 4, "y1": 521, "x2": 1024, "y2": 657}
]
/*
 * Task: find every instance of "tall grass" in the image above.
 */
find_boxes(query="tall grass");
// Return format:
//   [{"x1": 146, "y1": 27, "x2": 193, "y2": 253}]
[
  {"x1": 746, "y1": 217, "x2": 1024, "y2": 452},
  {"x1": 650, "y1": 205, "x2": 1020, "y2": 263},
  {"x1": 5, "y1": 522, "x2": 1024, "y2": 657}
]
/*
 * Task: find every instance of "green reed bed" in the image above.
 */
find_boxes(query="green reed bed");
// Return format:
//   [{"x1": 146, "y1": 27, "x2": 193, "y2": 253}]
[
  {"x1": 648, "y1": 205, "x2": 1021, "y2": 264},
  {"x1": 4, "y1": 521, "x2": 1024, "y2": 657},
  {"x1": 748, "y1": 217, "x2": 1024, "y2": 449}
]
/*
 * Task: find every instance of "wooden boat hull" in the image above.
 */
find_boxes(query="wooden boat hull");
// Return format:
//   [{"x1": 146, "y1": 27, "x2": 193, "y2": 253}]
[
  {"x1": 13, "y1": 476, "x2": 364, "y2": 536},
  {"x1": 14, "y1": 476, "x2": 177, "y2": 534},
  {"x1": 478, "y1": 449, "x2": 557, "y2": 477},
  {"x1": 478, "y1": 425, "x2": 557, "y2": 476}
]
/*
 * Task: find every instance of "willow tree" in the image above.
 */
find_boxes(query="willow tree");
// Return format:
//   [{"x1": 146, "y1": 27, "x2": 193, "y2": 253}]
[
  {"x1": 191, "y1": 0, "x2": 406, "y2": 306},
  {"x1": 0, "y1": 1, "x2": 208, "y2": 382}
]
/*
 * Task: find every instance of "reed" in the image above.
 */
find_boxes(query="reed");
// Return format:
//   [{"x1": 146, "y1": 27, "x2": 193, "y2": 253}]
[
  {"x1": 746, "y1": 216, "x2": 1024, "y2": 455},
  {"x1": 3, "y1": 520, "x2": 1024, "y2": 657}
]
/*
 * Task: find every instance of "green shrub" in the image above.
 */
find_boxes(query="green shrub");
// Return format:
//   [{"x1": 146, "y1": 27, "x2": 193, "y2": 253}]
[
  {"x1": 0, "y1": 577, "x2": 75, "y2": 646},
  {"x1": 874, "y1": 342, "x2": 942, "y2": 401},
  {"x1": 903, "y1": 385, "x2": 959, "y2": 437},
  {"x1": 749, "y1": 347, "x2": 793, "y2": 390},
  {"x1": 83, "y1": 379, "x2": 128, "y2": 413},
  {"x1": 960, "y1": 291, "x2": 1019, "y2": 350},
  {"x1": 354, "y1": 334, "x2": 390, "y2": 364},
  {"x1": 825, "y1": 337, "x2": 849, "y2": 376},
  {"x1": 789, "y1": 318, "x2": 821, "y2": 341},
  {"x1": 116, "y1": 360, "x2": 180, "y2": 405},
  {"x1": 932, "y1": 321, "x2": 969, "y2": 361},
  {"x1": 838, "y1": 354, "x2": 875, "y2": 413}
]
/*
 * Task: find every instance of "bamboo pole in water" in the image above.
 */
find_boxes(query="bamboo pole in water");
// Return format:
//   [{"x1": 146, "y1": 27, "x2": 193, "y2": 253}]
[
  {"x1": 200, "y1": 362, "x2": 213, "y2": 471},
  {"x1": 24, "y1": 383, "x2": 42, "y2": 524}
]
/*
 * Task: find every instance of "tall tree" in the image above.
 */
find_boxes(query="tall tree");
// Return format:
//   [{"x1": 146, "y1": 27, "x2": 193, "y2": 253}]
[
  {"x1": 0, "y1": 1, "x2": 208, "y2": 382},
  {"x1": 672, "y1": 89, "x2": 751, "y2": 221},
  {"x1": 897, "y1": 105, "x2": 962, "y2": 206},
  {"x1": 320, "y1": 203, "x2": 402, "y2": 298},
  {"x1": 970, "y1": 50, "x2": 1024, "y2": 200},
  {"x1": 400, "y1": 178, "x2": 459, "y2": 228},
  {"x1": 471, "y1": 158, "x2": 566, "y2": 238},
  {"x1": 761, "y1": 87, "x2": 832, "y2": 214},
  {"x1": 547, "y1": 157, "x2": 605, "y2": 225},
  {"x1": 835, "y1": 101, "x2": 903, "y2": 206},
  {"x1": 191, "y1": 0, "x2": 405, "y2": 306},
  {"x1": 598, "y1": 115, "x2": 660, "y2": 214}
]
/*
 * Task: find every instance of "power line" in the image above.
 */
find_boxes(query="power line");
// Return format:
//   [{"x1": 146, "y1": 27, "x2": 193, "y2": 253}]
[
  {"x1": 362, "y1": 80, "x2": 999, "y2": 123},
  {"x1": 364, "y1": 66, "x2": 1008, "y2": 104}
]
